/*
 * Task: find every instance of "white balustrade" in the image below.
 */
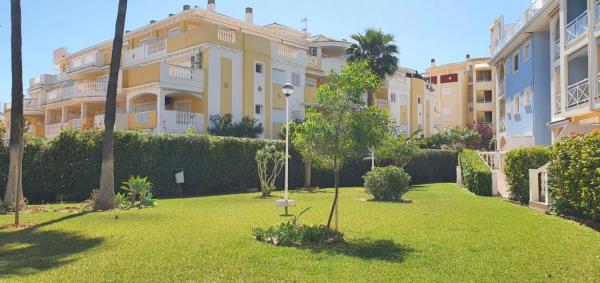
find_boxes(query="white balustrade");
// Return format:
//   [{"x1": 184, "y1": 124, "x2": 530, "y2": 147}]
[
  {"x1": 566, "y1": 78, "x2": 589, "y2": 109},
  {"x1": 123, "y1": 38, "x2": 167, "y2": 66},
  {"x1": 217, "y1": 29, "x2": 236, "y2": 44},
  {"x1": 163, "y1": 110, "x2": 203, "y2": 133},
  {"x1": 554, "y1": 92, "x2": 562, "y2": 115},
  {"x1": 477, "y1": 151, "x2": 503, "y2": 171},
  {"x1": 307, "y1": 56, "x2": 319, "y2": 67},
  {"x1": 498, "y1": 115, "x2": 506, "y2": 133},
  {"x1": 75, "y1": 80, "x2": 108, "y2": 97},
  {"x1": 566, "y1": 11, "x2": 588, "y2": 44},
  {"x1": 169, "y1": 65, "x2": 195, "y2": 80}
]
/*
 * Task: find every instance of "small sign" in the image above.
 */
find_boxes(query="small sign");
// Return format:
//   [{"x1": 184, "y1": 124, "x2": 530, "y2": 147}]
[{"x1": 175, "y1": 169, "x2": 184, "y2": 184}]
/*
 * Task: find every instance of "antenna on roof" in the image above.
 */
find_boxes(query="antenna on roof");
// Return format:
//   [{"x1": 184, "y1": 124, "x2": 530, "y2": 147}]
[{"x1": 300, "y1": 18, "x2": 307, "y2": 32}]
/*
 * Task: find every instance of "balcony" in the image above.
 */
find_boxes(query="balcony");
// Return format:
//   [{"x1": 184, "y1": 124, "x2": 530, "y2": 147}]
[
  {"x1": 554, "y1": 39, "x2": 560, "y2": 60},
  {"x1": 161, "y1": 64, "x2": 204, "y2": 93},
  {"x1": 163, "y1": 110, "x2": 204, "y2": 133},
  {"x1": 45, "y1": 122, "x2": 64, "y2": 139},
  {"x1": 128, "y1": 110, "x2": 157, "y2": 129},
  {"x1": 3, "y1": 97, "x2": 40, "y2": 112},
  {"x1": 93, "y1": 112, "x2": 128, "y2": 130},
  {"x1": 306, "y1": 56, "x2": 320, "y2": 69},
  {"x1": 490, "y1": 0, "x2": 550, "y2": 56},
  {"x1": 123, "y1": 38, "x2": 167, "y2": 66},
  {"x1": 67, "y1": 51, "x2": 104, "y2": 73},
  {"x1": 554, "y1": 92, "x2": 562, "y2": 115},
  {"x1": 321, "y1": 57, "x2": 345, "y2": 73},
  {"x1": 499, "y1": 115, "x2": 506, "y2": 133},
  {"x1": 566, "y1": 78, "x2": 589, "y2": 109},
  {"x1": 43, "y1": 79, "x2": 109, "y2": 105},
  {"x1": 566, "y1": 11, "x2": 588, "y2": 44}
]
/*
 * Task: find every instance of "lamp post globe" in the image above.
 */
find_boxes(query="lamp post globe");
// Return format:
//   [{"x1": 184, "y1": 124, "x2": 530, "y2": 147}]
[{"x1": 282, "y1": 83, "x2": 294, "y2": 97}]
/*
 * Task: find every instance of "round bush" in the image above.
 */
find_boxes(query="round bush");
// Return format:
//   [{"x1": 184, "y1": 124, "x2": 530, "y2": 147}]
[{"x1": 363, "y1": 166, "x2": 411, "y2": 201}]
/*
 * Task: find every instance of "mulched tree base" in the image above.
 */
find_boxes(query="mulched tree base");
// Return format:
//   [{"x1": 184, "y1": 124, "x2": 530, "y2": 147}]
[{"x1": 0, "y1": 222, "x2": 36, "y2": 230}]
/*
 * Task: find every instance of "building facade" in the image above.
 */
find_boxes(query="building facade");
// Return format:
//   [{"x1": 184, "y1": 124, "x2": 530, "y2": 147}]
[
  {"x1": 490, "y1": 0, "x2": 600, "y2": 150},
  {"x1": 3, "y1": 1, "x2": 351, "y2": 140},
  {"x1": 426, "y1": 56, "x2": 496, "y2": 134}
]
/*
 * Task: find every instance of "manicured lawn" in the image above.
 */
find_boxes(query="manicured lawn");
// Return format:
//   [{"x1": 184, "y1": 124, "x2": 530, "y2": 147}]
[{"x1": 1, "y1": 183, "x2": 599, "y2": 282}]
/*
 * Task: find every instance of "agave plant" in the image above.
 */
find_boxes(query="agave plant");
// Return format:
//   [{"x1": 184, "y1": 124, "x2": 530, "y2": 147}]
[{"x1": 120, "y1": 175, "x2": 153, "y2": 207}]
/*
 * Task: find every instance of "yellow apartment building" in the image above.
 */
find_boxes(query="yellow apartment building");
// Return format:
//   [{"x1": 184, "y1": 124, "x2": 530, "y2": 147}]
[
  {"x1": 426, "y1": 56, "x2": 496, "y2": 134},
  {"x1": 3, "y1": 1, "x2": 350, "y2": 140}
]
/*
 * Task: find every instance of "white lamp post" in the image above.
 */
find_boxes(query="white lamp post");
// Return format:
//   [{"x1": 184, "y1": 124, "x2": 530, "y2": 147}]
[{"x1": 275, "y1": 83, "x2": 296, "y2": 215}]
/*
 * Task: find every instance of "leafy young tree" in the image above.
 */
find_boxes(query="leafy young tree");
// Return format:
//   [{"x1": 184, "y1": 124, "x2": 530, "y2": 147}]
[
  {"x1": 208, "y1": 114, "x2": 263, "y2": 138},
  {"x1": 287, "y1": 122, "x2": 318, "y2": 188},
  {"x1": 298, "y1": 61, "x2": 389, "y2": 230},
  {"x1": 95, "y1": 0, "x2": 128, "y2": 211},
  {"x1": 3, "y1": 0, "x2": 25, "y2": 225},
  {"x1": 346, "y1": 28, "x2": 399, "y2": 106},
  {"x1": 376, "y1": 133, "x2": 420, "y2": 168},
  {"x1": 424, "y1": 125, "x2": 482, "y2": 150},
  {"x1": 255, "y1": 145, "x2": 286, "y2": 197}
]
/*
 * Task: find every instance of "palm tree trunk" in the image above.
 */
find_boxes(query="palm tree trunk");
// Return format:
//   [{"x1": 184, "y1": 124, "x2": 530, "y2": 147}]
[
  {"x1": 95, "y1": 0, "x2": 128, "y2": 211},
  {"x1": 303, "y1": 158, "x2": 312, "y2": 188},
  {"x1": 4, "y1": 0, "x2": 25, "y2": 225},
  {"x1": 326, "y1": 158, "x2": 340, "y2": 230}
]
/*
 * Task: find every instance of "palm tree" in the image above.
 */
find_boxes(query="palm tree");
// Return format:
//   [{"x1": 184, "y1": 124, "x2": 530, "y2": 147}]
[
  {"x1": 4, "y1": 0, "x2": 25, "y2": 225},
  {"x1": 95, "y1": 0, "x2": 128, "y2": 211},
  {"x1": 346, "y1": 28, "x2": 399, "y2": 106}
]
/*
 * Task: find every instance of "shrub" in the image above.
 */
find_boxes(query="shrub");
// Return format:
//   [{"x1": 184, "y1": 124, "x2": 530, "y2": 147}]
[
  {"x1": 375, "y1": 134, "x2": 420, "y2": 168},
  {"x1": 459, "y1": 149, "x2": 492, "y2": 196},
  {"x1": 363, "y1": 166, "x2": 411, "y2": 201},
  {"x1": 549, "y1": 131, "x2": 600, "y2": 222},
  {"x1": 504, "y1": 146, "x2": 552, "y2": 204},
  {"x1": 252, "y1": 222, "x2": 343, "y2": 246},
  {"x1": 423, "y1": 126, "x2": 482, "y2": 150},
  {"x1": 255, "y1": 145, "x2": 286, "y2": 197},
  {"x1": 120, "y1": 175, "x2": 155, "y2": 208}
]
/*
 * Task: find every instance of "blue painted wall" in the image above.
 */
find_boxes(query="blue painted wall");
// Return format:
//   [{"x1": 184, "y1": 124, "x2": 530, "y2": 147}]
[{"x1": 504, "y1": 32, "x2": 551, "y2": 145}]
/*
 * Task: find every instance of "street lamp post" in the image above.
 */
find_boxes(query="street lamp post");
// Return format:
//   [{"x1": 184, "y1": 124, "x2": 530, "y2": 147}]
[{"x1": 275, "y1": 83, "x2": 296, "y2": 215}]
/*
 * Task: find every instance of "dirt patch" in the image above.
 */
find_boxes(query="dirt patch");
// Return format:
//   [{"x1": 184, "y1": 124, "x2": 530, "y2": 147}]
[{"x1": 0, "y1": 222, "x2": 36, "y2": 231}]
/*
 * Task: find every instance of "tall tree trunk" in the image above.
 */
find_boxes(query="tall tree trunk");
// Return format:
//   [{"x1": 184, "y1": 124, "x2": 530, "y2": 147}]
[
  {"x1": 4, "y1": 0, "x2": 25, "y2": 226},
  {"x1": 326, "y1": 159, "x2": 340, "y2": 230},
  {"x1": 303, "y1": 158, "x2": 312, "y2": 188},
  {"x1": 95, "y1": 0, "x2": 128, "y2": 211}
]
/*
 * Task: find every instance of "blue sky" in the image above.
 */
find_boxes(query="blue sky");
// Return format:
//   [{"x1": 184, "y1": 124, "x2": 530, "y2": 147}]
[{"x1": 0, "y1": 0, "x2": 528, "y2": 104}]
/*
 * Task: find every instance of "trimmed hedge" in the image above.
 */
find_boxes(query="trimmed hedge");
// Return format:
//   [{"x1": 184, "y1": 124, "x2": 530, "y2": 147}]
[
  {"x1": 459, "y1": 149, "x2": 492, "y2": 196},
  {"x1": 548, "y1": 131, "x2": 600, "y2": 222},
  {"x1": 311, "y1": 149, "x2": 458, "y2": 188},
  {"x1": 0, "y1": 130, "x2": 458, "y2": 203},
  {"x1": 363, "y1": 166, "x2": 411, "y2": 201},
  {"x1": 503, "y1": 146, "x2": 552, "y2": 204}
]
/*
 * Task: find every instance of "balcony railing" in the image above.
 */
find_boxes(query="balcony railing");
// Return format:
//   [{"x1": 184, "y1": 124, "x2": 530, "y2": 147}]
[
  {"x1": 68, "y1": 51, "x2": 104, "y2": 73},
  {"x1": 24, "y1": 98, "x2": 39, "y2": 111},
  {"x1": 160, "y1": 63, "x2": 204, "y2": 91},
  {"x1": 168, "y1": 65, "x2": 195, "y2": 80},
  {"x1": 307, "y1": 56, "x2": 319, "y2": 68},
  {"x1": 554, "y1": 92, "x2": 562, "y2": 115},
  {"x1": 566, "y1": 78, "x2": 589, "y2": 109},
  {"x1": 163, "y1": 110, "x2": 203, "y2": 133},
  {"x1": 566, "y1": 11, "x2": 588, "y2": 44},
  {"x1": 490, "y1": 0, "x2": 550, "y2": 56},
  {"x1": 123, "y1": 38, "x2": 167, "y2": 66},
  {"x1": 554, "y1": 39, "x2": 560, "y2": 59},
  {"x1": 499, "y1": 115, "x2": 506, "y2": 133},
  {"x1": 45, "y1": 122, "x2": 64, "y2": 139},
  {"x1": 75, "y1": 80, "x2": 108, "y2": 98}
]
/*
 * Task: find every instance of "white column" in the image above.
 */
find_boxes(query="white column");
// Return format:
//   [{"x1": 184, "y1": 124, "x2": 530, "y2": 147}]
[
  {"x1": 61, "y1": 106, "x2": 67, "y2": 124},
  {"x1": 559, "y1": 0, "x2": 568, "y2": 114},
  {"x1": 156, "y1": 91, "x2": 165, "y2": 133},
  {"x1": 588, "y1": 0, "x2": 598, "y2": 110},
  {"x1": 80, "y1": 103, "x2": 87, "y2": 129}
]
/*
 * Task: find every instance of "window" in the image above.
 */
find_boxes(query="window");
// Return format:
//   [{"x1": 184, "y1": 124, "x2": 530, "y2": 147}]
[
  {"x1": 513, "y1": 51, "x2": 519, "y2": 73},
  {"x1": 305, "y1": 78, "x2": 317, "y2": 87},
  {"x1": 523, "y1": 41, "x2": 530, "y2": 61},
  {"x1": 272, "y1": 69, "x2": 285, "y2": 84},
  {"x1": 476, "y1": 70, "x2": 492, "y2": 82},
  {"x1": 484, "y1": 90, "x2": 493, "y2": 103},
  {"x1": 484, "y1": 111, "x2": 493, "y2": 123},
  {"x1": 417, "y1": 97, "x2": 422, "y2": 104},
  {"x1": 309, "y1": 47, "x2": 318, "y2": 57},
  {"x1": 168, "y1": 27, "x2": 182, "y2": 38},
  {"x1": 390, "y1": 93, "x2": 396, "y2": 103},
  {"x1": 255, "y1": 104, "x2": 264, "y2": 115},
  {"x1": 513, "y1": 94, "x2": 520, "y2": 115},
  {"x1": 255, "y1": 63, "x2": 264, "y2": 74}
]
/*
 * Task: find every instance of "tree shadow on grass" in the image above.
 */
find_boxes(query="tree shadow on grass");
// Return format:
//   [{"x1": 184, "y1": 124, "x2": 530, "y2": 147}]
[
  {"x1": 302, "y1": 238, "x2": 414, "y2": 262},
  {"x1": 0, "y1": 213, "x2": 103, "y2": 277}
]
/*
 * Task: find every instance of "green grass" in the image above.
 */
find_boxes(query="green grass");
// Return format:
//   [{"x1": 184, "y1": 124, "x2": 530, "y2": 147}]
[{"x1": 1, "y1": 183, "x2": 599, "y2": 282}]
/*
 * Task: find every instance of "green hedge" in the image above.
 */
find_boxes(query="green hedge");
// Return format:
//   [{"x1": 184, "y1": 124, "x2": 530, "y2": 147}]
[
  {"x1": 503, "y1": 146, "x2": 552, "y2": 204},
  {"x1": 548, "y1": 131, "x2": 600, "y2": 222},
  {"x1": 459, "y1": 149, "x2": 492, "y2": 196},
  {"x1": 0, "y1": 130, "x2": 458, "y2": 203},
  {"x1": 363, "y1": 166, "x2": 411, "y2": 201},
  {"x1": 311, "y1": 149, "x2": 458, "y2": 188}
]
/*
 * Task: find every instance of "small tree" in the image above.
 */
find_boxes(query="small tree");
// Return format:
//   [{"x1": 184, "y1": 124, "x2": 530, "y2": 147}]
[
  {"x1": 297, "y1": 61, "x2": 389, "y2": 229},
  {"x1": 424, "y1": 125, "x2": 482, "y2": 150},
  {"x1": 256, "y1": 145, "x2": 286, "y2": 197},
  {"x1": 288, "y1": 122, "x2": 319, "y2": 188},
  {"x1": 208, "y1": 114, "x2": 263, "y2": 138},
  {"x1": 376, "y1": 133, "x2": 420, "y2": 168}
]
